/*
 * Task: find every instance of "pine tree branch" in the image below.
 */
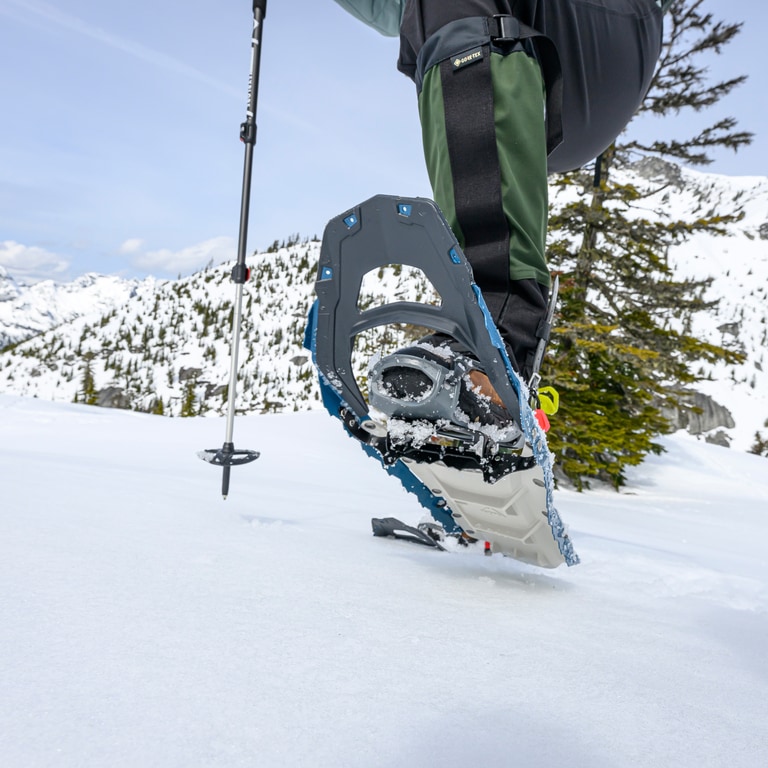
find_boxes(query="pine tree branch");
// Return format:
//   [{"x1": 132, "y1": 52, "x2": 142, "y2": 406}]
[
  {"x1": 640, "y1": 74, "x2": 747, "y2": 114},
  {"x1": 625, "y1": 119, "x2": 754, "y2": 166},
  {"x1": 626, "y1": 0, "x2": 752, "y2": 163}
]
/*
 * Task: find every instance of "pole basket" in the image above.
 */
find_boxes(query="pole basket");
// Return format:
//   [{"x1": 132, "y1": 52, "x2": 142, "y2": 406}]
[{"x1": 198, "y1": 447, "x2": 261, "y2": 467}]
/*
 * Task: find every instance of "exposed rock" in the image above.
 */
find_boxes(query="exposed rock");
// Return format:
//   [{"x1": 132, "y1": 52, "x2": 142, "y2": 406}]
[
  {"x1": 629, "y1": 157, "x2": 684, "y2": 188},
  {"x1": 204, "y1": 383, "x2": 227, "y2": 399},
  {"x1": 759, "y1": 222, "x2": 768, "y2": 240},
  {"x1": 717, "y1": 322, "x2": 740, "y2": 337},
  {"x1": 96, "y1": 386, "x2": 132, "y2": 409},
  {"x1": 705, "y1": 430, "x2": 732, "y2": 448},
  {"x1": 178, "y1": 367, "x2": 203, "y2": 382},
  {"x1": 290, "y1": 355, "x2": 309, "y2": 366},
  {"x1": 662, "y1": 391, "x2": 736, "y2": 437}
]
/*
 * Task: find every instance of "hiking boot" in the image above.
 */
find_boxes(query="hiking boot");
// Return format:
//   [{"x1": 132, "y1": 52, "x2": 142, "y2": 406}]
[{"x1": 368, "y1": 337, "x2": 522, "y2": 445}]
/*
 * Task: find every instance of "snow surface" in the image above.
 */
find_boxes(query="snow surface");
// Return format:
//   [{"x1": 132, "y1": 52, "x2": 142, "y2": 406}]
[{"x1": 1, "y1": 394, "x2": 766, "y2": 767}]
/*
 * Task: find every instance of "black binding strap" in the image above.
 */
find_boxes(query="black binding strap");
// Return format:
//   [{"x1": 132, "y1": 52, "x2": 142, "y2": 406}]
[
  {"x1": 440, "y1": 47, "x2": 509, "y2": 298},
  {"x1": 437, "y1": 15, "x2": 563, "y2": 305}
]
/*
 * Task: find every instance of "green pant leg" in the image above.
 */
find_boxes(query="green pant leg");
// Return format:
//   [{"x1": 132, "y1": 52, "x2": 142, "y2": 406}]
[{"x1": 418, "y1": 49, "x2": 550, "y2": 376}]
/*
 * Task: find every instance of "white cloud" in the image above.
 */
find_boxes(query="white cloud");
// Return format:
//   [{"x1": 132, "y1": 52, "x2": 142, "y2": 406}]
[
  {"x1": 119, "y1": 238, "x2": 145, "y2": 254},
  {"x1": 0, "y1": 240, "x2": 69, "y2": 284},
  {"x1": 131, "y1": 236, "x2": 236, "y2": 276}
]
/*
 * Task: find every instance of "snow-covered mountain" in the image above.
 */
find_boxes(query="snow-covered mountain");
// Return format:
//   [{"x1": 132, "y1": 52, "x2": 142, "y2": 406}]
[
  {"x1": 0, "y1": 237, "x2": 437, "y2": 418},
  {"x1": 0, "y1": 266, "x2": 153, "y2": 349},
  {"x1": 623, "y1": 161, "x2": 768, "y2": 450},
  {"x1": 1, "y1": 164, "x2": 767, "y2": 451}
]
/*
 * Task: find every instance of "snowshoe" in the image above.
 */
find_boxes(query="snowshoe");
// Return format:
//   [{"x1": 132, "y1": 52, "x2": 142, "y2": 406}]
[{"x1": 306, "y1": 195, "x2": 578, "y2": 569}]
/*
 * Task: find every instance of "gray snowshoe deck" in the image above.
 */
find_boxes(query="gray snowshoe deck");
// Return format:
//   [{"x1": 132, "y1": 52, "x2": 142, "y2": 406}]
[{"x1": 402, "y1": 452, "x2": 565, "y2": 568}]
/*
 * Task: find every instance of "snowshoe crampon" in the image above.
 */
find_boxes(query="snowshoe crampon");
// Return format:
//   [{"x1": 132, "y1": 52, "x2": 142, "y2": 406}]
[
  {"x1": 371, "y1": 517, "x2": 446, "y2": 550},
  {"x1": 305, "y1": 195, "x2": 578, "y2": 568}
]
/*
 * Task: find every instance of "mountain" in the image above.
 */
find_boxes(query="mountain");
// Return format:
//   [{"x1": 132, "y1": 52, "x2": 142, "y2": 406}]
[
  {"x1": 0, "y1": 164, "x2": 767, "y2": 451},
  {"x1": 621, "y1": 161, "x2": 768, "y2": 450},
  {"x1": 2, "y1": 394, "x2": 767, "y2": 766},
  {"x1": 0, "y1": 266, "x2": 152, "y2": 349},
  {"x1": 0, "y1": 237, "x2": 438, "y2": 418}
]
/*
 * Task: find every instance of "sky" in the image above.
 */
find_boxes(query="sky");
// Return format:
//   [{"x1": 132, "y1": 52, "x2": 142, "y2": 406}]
[{"x1": 0, "y1": 0, "x2": 766, "y2": 284}]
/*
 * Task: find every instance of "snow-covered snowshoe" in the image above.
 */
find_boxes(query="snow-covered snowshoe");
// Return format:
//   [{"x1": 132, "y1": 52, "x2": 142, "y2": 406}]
[{"x1": 305, "y1": 195, "x2": 578, "y2": 568}]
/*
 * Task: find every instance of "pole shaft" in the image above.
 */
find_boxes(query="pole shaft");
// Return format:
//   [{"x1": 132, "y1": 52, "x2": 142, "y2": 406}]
[
  {"x1": 224, "y1": 283, "x2": 245, "y2": 444},
  {"x1": 222, "y1": 5, "x2": 265, "y2": 446},
  {"x1": 235, "y1": 7, "x2": 265, "y2": 268}
]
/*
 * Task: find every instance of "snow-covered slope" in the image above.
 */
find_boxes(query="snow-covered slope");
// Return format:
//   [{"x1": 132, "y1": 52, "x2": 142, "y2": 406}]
[
  {"x1": 1, "y1": 395, "x2": 766, "y2": 767},
  {"x1": 663, "y1": 170, "x2": 768, "y2": 449},
  {"x1": 617, "y1": 161, "x2": 768, "y2": 449}
]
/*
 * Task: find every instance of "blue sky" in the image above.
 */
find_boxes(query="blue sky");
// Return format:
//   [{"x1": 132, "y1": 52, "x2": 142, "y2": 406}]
[{"x1": 1, "y1": 0, "x2": 766, "y2": 283}]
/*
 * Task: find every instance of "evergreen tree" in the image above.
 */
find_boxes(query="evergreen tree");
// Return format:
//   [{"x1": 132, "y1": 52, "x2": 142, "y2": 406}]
[
  {"x1": 180, "y1": 379, "x2": 197, "y2": 418},
  {"x1": 749, "y1": 420, "x2": 768, "y2": 458},
  {"x1": 545, "y1": 0, "x2": 751, "y2": 488},
  {"x1": 79, "y1": 355, "x2": 98, "y2": 406},
  {"x1": 624, "y1": 0, "x2": 753, "y2": 165}
]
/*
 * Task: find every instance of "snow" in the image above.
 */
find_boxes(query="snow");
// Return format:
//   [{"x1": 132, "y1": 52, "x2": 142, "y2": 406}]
[
  {"x1": 649, "y1": 168, "x2": 768, "y2": 451},
  {"x1": 1, "y1": 394, "x2": 766, "y2": 767},
  {"x1": 0, "y1": 271, "x2": 153, "y2": 348}
]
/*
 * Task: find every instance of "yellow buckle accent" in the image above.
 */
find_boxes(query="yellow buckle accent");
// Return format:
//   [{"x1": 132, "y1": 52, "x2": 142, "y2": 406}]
[{"x1": 538, "y1": 386, "x2": 560, "y2": 416}]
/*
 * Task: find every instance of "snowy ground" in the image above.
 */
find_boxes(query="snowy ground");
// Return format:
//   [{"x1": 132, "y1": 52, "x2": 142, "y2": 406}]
[{"x1": 1, "y1": 395, "x2": 767, "y2": 767}]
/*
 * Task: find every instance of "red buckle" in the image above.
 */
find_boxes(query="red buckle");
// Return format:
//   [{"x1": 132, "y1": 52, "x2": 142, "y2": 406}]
[{"x1": 535, "y1": 409, "x2": 550, "y2": 432}]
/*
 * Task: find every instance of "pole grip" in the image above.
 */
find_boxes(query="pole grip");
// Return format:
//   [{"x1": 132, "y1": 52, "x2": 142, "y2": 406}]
[{"x1": 253, "y1": 0, "x2": 267, "y2": 15}]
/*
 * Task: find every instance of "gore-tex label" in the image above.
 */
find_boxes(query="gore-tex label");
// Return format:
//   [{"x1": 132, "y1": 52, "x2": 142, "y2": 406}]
[{"x1": 451, "y1": 47, "x2": 484, "y2": 70}]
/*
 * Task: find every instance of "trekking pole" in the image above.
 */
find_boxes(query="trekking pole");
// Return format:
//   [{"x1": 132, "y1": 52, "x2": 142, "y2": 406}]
[{"x1": 199, "y1": 0, "x2": 267, "y2": 498}]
